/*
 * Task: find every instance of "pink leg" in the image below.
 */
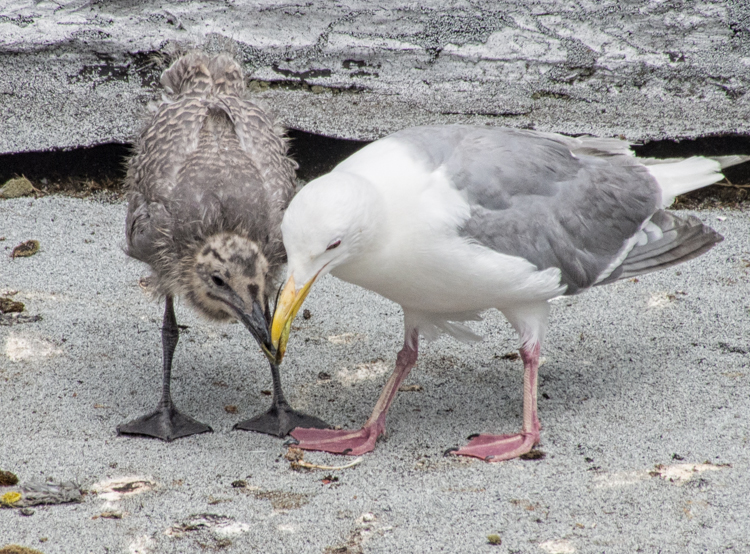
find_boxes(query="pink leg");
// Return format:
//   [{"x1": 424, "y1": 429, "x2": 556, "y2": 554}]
[
  {"x1": 290, "y1": 330, "x2": 419, "y2": 455},
  {"x1": 453, "y1": 342, "x2": 541, "y2": 462}
]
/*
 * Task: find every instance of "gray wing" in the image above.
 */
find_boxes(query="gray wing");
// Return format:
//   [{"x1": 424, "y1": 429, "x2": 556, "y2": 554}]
[
  {"x1": 595, "y1": 210, "x2": 723, "y2": 285},
  {"x1": 395, "y1": 125, "x2": 718, "y2": 294}
]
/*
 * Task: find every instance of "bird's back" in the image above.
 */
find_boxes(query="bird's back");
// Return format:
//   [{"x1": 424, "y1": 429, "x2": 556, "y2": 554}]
[
  {"x1": 324, "y1": 125, "x2": 723, "y2": 331},
  {"x1": 125, "y1": 52, "x2": 296, "y2": 290},
  {"x1": 348, "y1": 126, "x2": 723, "y2": 295}
]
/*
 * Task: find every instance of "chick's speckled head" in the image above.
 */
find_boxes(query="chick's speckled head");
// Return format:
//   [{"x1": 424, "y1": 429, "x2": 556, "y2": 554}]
[{"x1": 182, "y1": 233, "x2": 270, "y2": 322}]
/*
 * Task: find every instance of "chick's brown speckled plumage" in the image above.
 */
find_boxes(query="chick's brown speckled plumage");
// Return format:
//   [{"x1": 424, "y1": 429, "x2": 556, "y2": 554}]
[
  {"x1": 119, "y1": 52, "x2": 329, "y2": 441},
  {"x1": 125, "y1": 52, "x2": 294, "y2": 308}
]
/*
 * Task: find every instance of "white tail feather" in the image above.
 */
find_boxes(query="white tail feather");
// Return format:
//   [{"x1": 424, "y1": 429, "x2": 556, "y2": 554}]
[
  {"x1": 641, "y1": 154, "x2": 750, "y2": 169},
  {"x1": 712, "y1": 155, "x2": 750, "y2": 169},
  {"x1": 646, "y1": 157, "x2": 724, "y2": 208}
]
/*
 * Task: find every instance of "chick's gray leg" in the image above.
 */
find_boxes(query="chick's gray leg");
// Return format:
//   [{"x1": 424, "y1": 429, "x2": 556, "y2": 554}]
[
  {"x1": 117, "y1": 295, "x2": 212, "y2": 441},
  {"x1": 234, "y1": 360, "x2": 330, "y2": 437}
]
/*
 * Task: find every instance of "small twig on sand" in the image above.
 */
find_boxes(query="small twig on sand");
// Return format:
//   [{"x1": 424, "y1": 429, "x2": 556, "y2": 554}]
[
  {"x1": 715, "y1": 183, "x2": 750, "y2": 189},
  {"x1": 714, "y1": 177, "x2": 750, "y2": 189},
  {"x1": 290, "y1": 458, "x2": 364, "y2": 471}
]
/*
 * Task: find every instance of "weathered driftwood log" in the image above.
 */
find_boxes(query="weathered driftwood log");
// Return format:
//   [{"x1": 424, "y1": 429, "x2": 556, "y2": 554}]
[{"x1": 1, "y1": 0, "x2": 749, "y2": 154}]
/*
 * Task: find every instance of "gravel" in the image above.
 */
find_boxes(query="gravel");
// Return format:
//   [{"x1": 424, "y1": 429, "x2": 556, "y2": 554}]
[{"x1": 1, "y1": 195, "x2": 748, "y2": 553}]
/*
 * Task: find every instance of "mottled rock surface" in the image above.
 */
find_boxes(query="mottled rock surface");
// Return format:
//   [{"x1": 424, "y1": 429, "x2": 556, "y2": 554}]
[{"x1": 1, "y1": 0, "x2": 749, "y2": 154}]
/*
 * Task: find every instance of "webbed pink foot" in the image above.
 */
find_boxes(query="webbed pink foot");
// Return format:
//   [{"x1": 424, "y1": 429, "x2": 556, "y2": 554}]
[
  {"x1": 452, "y1": 430, "x2": 539, "y2": 462},
  {"x1": 449, "y1": 341, "x2": 542, "y2": 462},
  {"x1": 290, "y1": 422, "x2": 384, "y2": 455},
  {"x1": 289, "y1": 330, "x2": 419, "y2": 457}
]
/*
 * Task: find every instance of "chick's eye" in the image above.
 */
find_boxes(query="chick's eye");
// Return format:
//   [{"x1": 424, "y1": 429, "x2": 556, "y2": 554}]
[
  {"x1": 211, "y1": 275, "x2": 226, "y2": 288},
  {"x1": 326, "y1": 239, "x2": 341, "y2": 251}
]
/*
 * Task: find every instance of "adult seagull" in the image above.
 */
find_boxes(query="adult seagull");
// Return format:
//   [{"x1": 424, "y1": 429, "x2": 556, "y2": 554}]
[{"x1": 270, "y1": 125, "x2": 737, "y2": 461}]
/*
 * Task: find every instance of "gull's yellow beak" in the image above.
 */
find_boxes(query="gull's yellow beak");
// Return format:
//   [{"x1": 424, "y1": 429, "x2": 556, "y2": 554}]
[{"x1": 270, "y1": 274, "x2": 316, "y2": 363}]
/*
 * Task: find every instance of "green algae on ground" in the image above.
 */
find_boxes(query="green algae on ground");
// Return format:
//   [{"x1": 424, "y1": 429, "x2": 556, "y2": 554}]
[
  {"x1": 0, "y1": 177, "x2": 35, "y2": 199},
  {"x1": 0, "y1": 546, "x2": 45, "y2": 554},
  {"x1": 0, "y1": 491, "x2": 22, "y2": 506},
  {"x1": 487, "y1": 534, "x2": 502, "y2": 545}
]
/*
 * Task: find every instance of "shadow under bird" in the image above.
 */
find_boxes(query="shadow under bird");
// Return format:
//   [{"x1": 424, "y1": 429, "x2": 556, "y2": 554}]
[
  {"x1": 270, "y1": 124, "x2": 748, "y2": 461},
  {"x1": 118, "y1": 52, "x2": 328, "y2": 441}
]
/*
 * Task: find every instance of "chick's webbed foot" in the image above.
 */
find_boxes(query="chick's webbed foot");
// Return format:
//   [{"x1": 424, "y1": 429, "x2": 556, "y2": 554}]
[
  {"x1": 235, "y1": 359, "x2": 330, "y2": 437},
  {"x1": 118, "y1": 296, "x2": 212, "y2": 441},
  {"x1": 235, "y1": 401, "x2": 330, "y2": 437},
  {"x1": 117, "y1": 404, "x2": 212, "y2": 441}
]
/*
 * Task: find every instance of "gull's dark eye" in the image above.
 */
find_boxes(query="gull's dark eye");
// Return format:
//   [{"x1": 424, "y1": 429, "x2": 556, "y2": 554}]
[
  {"x1": 326, "y1": 239, "x2": 341, "y2": 251},
  {"x1": 211, "y1": 275, "x2": 226, "y2": 288}
]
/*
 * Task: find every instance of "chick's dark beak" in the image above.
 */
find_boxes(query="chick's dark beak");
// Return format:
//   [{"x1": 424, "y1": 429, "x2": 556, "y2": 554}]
[{"x1": 238, "y1": 300, "x2": 273, "y2": 358}]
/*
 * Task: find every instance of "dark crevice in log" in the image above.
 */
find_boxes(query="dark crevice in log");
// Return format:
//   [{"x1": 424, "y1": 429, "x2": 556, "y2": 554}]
[{"x1": 0, "y1": 132, "x2": 747, "y2": 198}]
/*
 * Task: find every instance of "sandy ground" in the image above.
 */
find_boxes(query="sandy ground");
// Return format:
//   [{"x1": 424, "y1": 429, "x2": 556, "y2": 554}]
[{"x1": 1, "y1": 195, "x2": 748, "y2": 553}]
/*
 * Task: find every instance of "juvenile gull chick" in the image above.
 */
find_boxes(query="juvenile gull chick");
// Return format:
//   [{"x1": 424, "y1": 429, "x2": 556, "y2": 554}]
[
  {"x1": 270, "y1": 125, "x2": 742, "y2": 460},
  {"x1": 119, "y1": 52, "x2": 328, "y2": 441}
]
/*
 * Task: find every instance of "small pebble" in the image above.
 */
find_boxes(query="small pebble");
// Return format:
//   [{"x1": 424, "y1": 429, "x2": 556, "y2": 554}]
[
  {"x1": 11, "y1": 240, "x2": 40, "y2": 259},
  {"x1": 0, "y1": 469, "x2": 20, "y2": 486},
  {"x1": 519, "y1": 449, "x2": 546, "y2": 460}
]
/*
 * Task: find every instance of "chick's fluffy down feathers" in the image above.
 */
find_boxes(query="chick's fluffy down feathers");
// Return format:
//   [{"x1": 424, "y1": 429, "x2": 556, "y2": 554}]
[{"x1": 125, "y1": 52, "x2": 296, "y2": 302}]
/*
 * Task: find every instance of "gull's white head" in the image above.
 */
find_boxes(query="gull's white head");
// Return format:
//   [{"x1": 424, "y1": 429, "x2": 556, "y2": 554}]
[
  {"x1": 281, "y1": 171, "x2": 382, "y2": 286},
  {"x1": 270, "y1": 171, "x2": 383, "y2": 360}
]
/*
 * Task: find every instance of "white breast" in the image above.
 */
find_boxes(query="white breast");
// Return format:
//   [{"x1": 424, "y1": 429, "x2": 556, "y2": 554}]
[{"x1": 331, "y1": 138, "x2": 566, "y2": 315}]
